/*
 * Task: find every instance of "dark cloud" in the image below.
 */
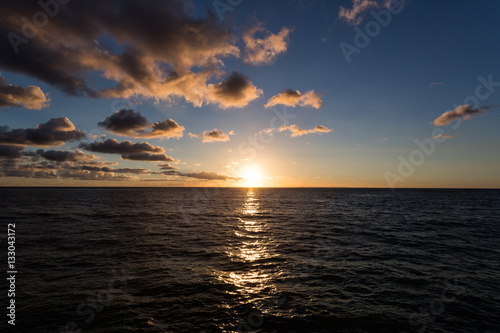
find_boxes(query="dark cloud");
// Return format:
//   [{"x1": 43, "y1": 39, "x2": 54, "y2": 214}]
[
  {"x1": 0, "y1": 118, "x2": 86, "y2": 147},
  {"x1": 79, "y1": 138, "x2": 178, "y2": 162},
  {"x1": 433, "y1": 105, "x2": 495, "y2": 126},
  {"x1": 156, "y1": 163, "x2": 179, "y2": 170},
  {"x1": 79, "y1": 139, "x2": 164, "y2": 154},
  {"x1": 98, "y1": 109, "x2": 149, "y2": 135},
  {"x1": 0, "y1": 160, "x2": 144, "y2": 180},
  {"x1": 33, "y1": 149, "x2": 97, "y2": 162},
  {"x1": 207, "y1": 71, "x2": 262, "y2": 108},
  {"x1": 58, "y1": 170, "x2": 137, "y2": 181},
  {"x1": 121, "y1": 152, "x2": 176, "y2": 162},
  {"x1": 0, "y1": 74, "x2": 50, "y2": 109},
  {"x1": 189, "y1": 128, "x2": 234, "y2": 142},
  {"x1": 98, "y1": 109, "x2": 184, "y2": 139},
  {"x1": 0, "y1": 145, "x2": 24, "y2": 159},
  {"x1": 78, "y1": 165, "x2": 150, "y2": 174},
  {"x1": 0, "y1": 0, "x2": 257, "y2": 108}
]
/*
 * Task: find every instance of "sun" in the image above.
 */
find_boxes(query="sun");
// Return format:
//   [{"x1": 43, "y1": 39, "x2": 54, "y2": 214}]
[{"x1": 242, "y1": 165, "x2": 263, "y2": 187}]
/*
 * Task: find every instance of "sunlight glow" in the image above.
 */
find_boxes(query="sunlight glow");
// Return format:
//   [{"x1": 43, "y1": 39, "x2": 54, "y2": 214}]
[{"x1": 242, "y1": 165, "x2": 264, "y2": 187}]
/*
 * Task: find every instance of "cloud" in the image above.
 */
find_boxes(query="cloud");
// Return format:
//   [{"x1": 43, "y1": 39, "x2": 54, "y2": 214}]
[
  {"x1": 156, "y1": 163, "x2": 179, "y2": 170},
  {"x1": 0, "y1": 74, "x2": 50, "y2": 110},
  {"x1": 79, "y1": 139, "x2": 164, "y2": 154},
  {"x1": 121, "y1": 152, "x2": 176, "y2": 162},
  {"x1": 339, "y1": 0, "x2": 397, "y2": 25},
  {"x1": 163, "y1": 170, "x2": 241, "y2": 181},
  {"x1": 32, "y1": 149, "x2": 97, "y2": 162},
  {"x1": 97, "y1": 109, "x2": 149, "y2": 135},
  {"x1": 243, "y1": 21, "x2": 291, "y2": 65},
  {"x1": 207, "y1": 71, "x2": 262, "y2": 108},
  {"x1": 79, "y1": 138, "x2": 177, "y2": 162},
  {"x1": 98, "y1": 109, "x2": 184, "y2": 139},
  {"x1": 433, "y1": 134, "x2": 458, "y2": 139},
  {"x1": 265, "y1": 89, "x2": 322, "y2": 109},
  {"x1": 59, "y1": 170, "x2": 138, "y2": 181},
  {"x1": 430, "y1": 82, "x2": 444, "y2": 87},
  {"x1": 189, "y1": 129, "x2": 234, "y2": 142},
  {"x1": 280, "y1": 124, "x2": 332, "y2": 137},
  {"x1": 0, "y1": 161, "x2": 138, "y2": 181},
  {"x1": 433, "y1": 105, "x2": 495, "y2": 126},
  {"x1": 0, "y1": 145, "x2": 24, "y2": 159},
  {"x1": 0, "y1": 1, "x2": 262, "y2": 109},
  {"x1": 0, "y1": 118, "x2": 86, "y2": 147},
  {"x1": 78, "y1": 165, "x2": 150, "y2": 174}
]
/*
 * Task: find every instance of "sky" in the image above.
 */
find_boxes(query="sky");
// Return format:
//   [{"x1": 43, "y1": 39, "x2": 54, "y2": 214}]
[{"x1": 0, "y1": 0, "x2": 499, "y2": 188}]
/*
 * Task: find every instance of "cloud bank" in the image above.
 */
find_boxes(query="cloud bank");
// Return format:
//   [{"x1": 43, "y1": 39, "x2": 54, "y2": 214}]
[
  {"x1": 0, "y1": 1, "x2": 266, "y2": 109},
  {"x1": 0, "y1": 118, "x2": 85, "y2": 147}
]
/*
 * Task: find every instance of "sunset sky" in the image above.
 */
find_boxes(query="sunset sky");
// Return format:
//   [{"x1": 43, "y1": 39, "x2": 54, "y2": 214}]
[{"x1": 0, "y1": 0, "x2": 499, "y2": 187}]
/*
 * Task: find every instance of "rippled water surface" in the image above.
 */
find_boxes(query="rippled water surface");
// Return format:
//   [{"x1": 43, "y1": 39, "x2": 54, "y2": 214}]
[{"x1": 0, "y1": 188, "x2": 499, "y2": 332}]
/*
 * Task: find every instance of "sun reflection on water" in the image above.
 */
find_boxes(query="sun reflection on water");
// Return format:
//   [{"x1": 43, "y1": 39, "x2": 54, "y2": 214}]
[{"x1": 216, "y1": 189, "x2": 280, "y2": 299}]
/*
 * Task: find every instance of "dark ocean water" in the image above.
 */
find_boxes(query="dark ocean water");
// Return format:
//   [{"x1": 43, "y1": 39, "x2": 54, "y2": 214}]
[{"x1": 0, "y1": 188, "x2": 499, "y2": 333}]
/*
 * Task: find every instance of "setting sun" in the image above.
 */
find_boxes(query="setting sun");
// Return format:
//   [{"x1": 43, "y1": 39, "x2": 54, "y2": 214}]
[{"x1": 242, "y1": 165, "x2": 264, "y2": 187}]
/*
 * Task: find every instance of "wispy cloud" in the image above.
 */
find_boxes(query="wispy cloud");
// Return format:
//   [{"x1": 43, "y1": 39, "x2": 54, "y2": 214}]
[
  {"x1": 163, "y1": 170, "x2": 241, "y2": 181},
  {"x1": 279, "y1": 124, "x2": 332, "y2": 137},
  {"x1": 339, "y1": 0, "x2": 391, "y2": 25},
  {"x1": 433, "y1": 105, "x2": 496, "y2": 126},
  {"x1": 433, "y1": 134, "x2": 458, "y2": 139},
  {"x1": 430, "y1": 82, "x2": 445, "y2": 87}
]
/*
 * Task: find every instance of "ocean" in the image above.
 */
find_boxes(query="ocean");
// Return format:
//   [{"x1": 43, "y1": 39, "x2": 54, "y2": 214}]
[{"x1": 0, "y1": 188, "x2": 499, "y2": 332}]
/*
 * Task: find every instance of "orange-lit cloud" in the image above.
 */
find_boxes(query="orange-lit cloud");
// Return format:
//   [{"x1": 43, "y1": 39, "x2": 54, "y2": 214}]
[
  {"x1": 243, "y1": 21, "x2": 291, "y2": 65},
  {"x1": 433, "y1": 105, "x2": 495, "y2": 126},
  {"x1": 189, "y1": 129, "x2": 235, "y2": 143},
  {"x1": 0, "y1": 1, "x2": 256, "y2": 109},
  {"x1": 433, "y1": 134, "x2": 458, "y2": 139},
  {"x1": 0, "y1": 75, "x2": 50, "y2": 110},
  {"x1": 339, "y1": 0, "x2": 398, "y2": 25},
  {"x1": 265, "y1": 89, "x2": 322, "y2": 109},
  {"x1": 280, "y1": 124, "x2": 332, "y2": 137}
]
